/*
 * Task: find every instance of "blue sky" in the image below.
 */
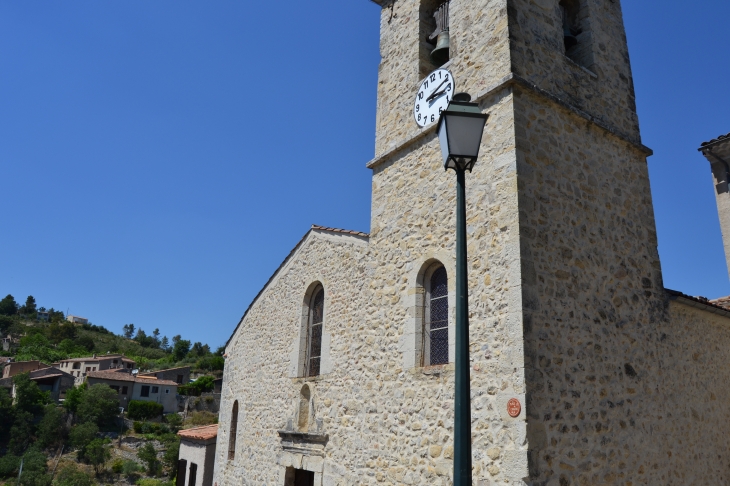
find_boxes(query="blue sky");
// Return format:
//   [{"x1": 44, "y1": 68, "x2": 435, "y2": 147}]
[{"x1": 0, "y1": 1, "x2": 728, "y2": 348}]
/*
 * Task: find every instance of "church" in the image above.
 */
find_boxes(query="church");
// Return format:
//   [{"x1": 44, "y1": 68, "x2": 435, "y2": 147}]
[{"x1": 212, "y1": 0, "x2": 730, "y2": 485}]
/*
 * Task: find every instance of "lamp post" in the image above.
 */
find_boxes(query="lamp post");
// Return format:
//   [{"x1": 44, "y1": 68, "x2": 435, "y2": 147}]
[{"x1": 436, "y1": 93, "x2": 488, "y2": 486}]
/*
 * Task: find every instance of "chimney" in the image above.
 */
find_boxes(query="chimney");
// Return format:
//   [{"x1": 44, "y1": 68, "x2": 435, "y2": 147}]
[
  {"x1": 700, "y1": 133, "x2": 730, "y2": 279},
  {"x1": 93, "y1": 354, "x2": 96, "y2": 359}
]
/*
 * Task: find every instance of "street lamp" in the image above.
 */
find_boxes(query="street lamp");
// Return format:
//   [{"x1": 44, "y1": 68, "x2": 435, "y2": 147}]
[{"x1": 436, "y1": 93, "x2": 488, "y2": 486}]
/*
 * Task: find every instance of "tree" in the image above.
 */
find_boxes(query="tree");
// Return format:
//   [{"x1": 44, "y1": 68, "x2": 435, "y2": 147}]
[
  {"x1": 0, "y1": 294, "x2": 18, "y2": 316},
  {"x1": 172, "y1": 339, "x2": 191, "y2": 362},
  {"x1": 84, "y1": 438, "x2": 111, "y2": 474},
  {"x1": 162, "y1": 436, "x2": 180, "y2": 478},
  {"x1": 16, "y1": 448, "x2": 50, "y2": 486},
  {"x1": 8, "y1": 411, "x2": 34, "y2": 455},
  {"x1": 123, "y1": 323, "x2": 135, "y2": 339},
  {"x1": 46, "y1": 322, "x2": 77, "y2": 344},
  {"x1": 69, "y1": 422, "x2": 99, "y2": 453},
  {"x1": 13, "y1": 373, "x2": 49, "y2": 416},
  {"x1": 76, "y1": 384, "x2": 119, "y2": 427},
  {"x1": 137, "y1": 442, "x2": 160, "y2": 475},
  {"x1": 190, "y1": 342, "x2": 210, "y2": 358},
  {"x1": 0, "y1": 315, "x2": 14, "y2": 335},
  {"x1": 21, "y1": 296, "x2": 37, "y2": 316},
  {"x1": 196, "y1": 355, "x2": 224, "y2": 371},
  {"x1": 76, "y1": 335, "x2": 95, "y2": 352},
  {"x1": 64, "y1": 382, "x2": 86, "y2": 414},
  {"x1": 171, "y1": 335, "x2": 181, "y2": 346},
  {"x1": 37, "y1": 404, "x2": 67, "y2": 449},
  {"x1": 121, "y1": 460, "x2": 140, "y2": 481},
  {"x1": 160, "y1": 336, "x2": 169, "y2": 351},
  {"x1": 0, "y1": 387, "x2": 13, "y2": 442}
]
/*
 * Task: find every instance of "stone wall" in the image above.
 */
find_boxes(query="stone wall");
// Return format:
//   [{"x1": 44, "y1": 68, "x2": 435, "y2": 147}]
[{"x1": 507, "y1": 0, "x2": 640, "y2": 142}]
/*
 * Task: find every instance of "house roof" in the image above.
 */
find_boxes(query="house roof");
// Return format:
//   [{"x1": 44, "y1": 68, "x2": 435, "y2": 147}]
[
  {"x1": 225, "y1": 224, "x2": 369, "y2": 348},
  {"x1": 178, "y1": 424, "x2": 218, "y2": 441},
  {"x1": 60, "y1": 354, "x2": 132, "y2": 363},
  {"x1": 138, "y1": 366, "x2": 190, "y2": 376},
  {"x1": 86, "y1": 371, "x2": 178, "y2": 386},
  {"x1": 710, "y1": 295, "x2": 730, "y2": 310}
]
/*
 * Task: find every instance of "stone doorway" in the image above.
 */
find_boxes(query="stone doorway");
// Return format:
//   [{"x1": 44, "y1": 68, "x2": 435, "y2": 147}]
[{"x1": 284, "y1": 467, "x2": 315, "y2": 486}]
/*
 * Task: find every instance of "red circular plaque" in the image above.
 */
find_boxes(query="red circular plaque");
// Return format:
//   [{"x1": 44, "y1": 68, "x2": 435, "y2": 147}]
[{"x1": 507, "y1": 398, "x2": 521, "y2": 418}]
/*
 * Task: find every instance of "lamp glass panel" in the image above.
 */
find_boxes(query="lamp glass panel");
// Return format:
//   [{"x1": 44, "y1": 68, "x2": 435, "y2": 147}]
[
  {"x1": 444, "y1": 114, "x2": 486, "y2": 158},
  {"x1": 438, "y1": 119, "x2": 451, "y2": 165}
]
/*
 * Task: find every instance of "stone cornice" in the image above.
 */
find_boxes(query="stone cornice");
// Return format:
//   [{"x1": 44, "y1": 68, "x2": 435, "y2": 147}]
[{"x1": 366, "y1": 73, "x2": 653, "y2": 170}]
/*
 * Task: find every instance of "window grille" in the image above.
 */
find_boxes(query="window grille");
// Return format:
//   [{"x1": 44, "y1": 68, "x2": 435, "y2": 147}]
[
  {"x1": 425, "y1": 266, "x2": 449, "y2": 365},
  {"x1": 228, "y1": 401, "x2": 238, "y2": 460},
  {"x1": 306, "y1": 287, "x2": 324, "y2": 377}
]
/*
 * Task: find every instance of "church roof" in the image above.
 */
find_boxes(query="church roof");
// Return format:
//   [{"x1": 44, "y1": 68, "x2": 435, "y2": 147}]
[
  {"x1": 225, "y1": 224, "x2": 369, "y2": 348},
  {"x1": 699, "y1": 132, "x2": 730, "y2": 150},
  {"x1": 666, "y1": 289, "x2": 730, "y2": 318}
]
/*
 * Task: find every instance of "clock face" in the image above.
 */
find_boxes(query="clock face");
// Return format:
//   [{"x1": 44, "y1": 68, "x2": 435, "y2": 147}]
[{"x1": 414, "y1": 68, "x2": 455, "y2": 128}]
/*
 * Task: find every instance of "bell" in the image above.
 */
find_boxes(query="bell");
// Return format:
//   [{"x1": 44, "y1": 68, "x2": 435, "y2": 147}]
[
  {"x1": 430, "y1": 30, "x2": 450, "y2": 67},
  {"x1": 563, "y1": 27, "x2": 578, "y2": 49}
]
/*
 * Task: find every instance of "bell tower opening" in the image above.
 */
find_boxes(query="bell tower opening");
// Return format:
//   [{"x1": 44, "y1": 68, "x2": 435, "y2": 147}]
[
  {"x1": 559, "y1": 0, "x2": 594, "y2": 69},
  {"x1": 419, "y1": 0, "x2": 450, "y2": 79}
]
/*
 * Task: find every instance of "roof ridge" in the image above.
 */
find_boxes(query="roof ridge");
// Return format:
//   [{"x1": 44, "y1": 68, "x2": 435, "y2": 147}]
[
  {"x1": 699, "y1": 132, "x2": 730, "y2": 149},
  {"x1": 311, "y1": 224, "x2": 369, "y2": 238}
]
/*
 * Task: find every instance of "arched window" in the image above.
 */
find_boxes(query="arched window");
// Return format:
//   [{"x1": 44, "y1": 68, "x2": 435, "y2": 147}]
[
  {"x1": 306, "y1": 286, "x2": 324, "y2": 377},
  {"x1": 228, "y1": 401, "x2": 238, "y2": 461},
  {"x1": 423, "y1": 265, "x2": 449, "y2": 366}
]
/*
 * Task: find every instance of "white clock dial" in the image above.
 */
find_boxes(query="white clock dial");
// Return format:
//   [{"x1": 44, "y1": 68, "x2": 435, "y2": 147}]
[{"x1": 413, "y1": 68, "x2": 455, "y2": 128}]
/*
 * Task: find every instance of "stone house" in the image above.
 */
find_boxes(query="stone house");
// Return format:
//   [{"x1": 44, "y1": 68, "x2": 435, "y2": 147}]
[
  {"x1": 177, "y1": 425, "x2": 218, "y2": 486},
  {"x1": 86, "y1": 370, "x2": 178, "y2": 413},
  {"x1": 139, "y1": 366, "x2": 190, "y2": 385},
  {"x1": 0, "y1": 365, "x2": 75, "y2": 402},
  {"x1": 58, "y1": 354, "x2": 135, "y2": 384},
  {"x1": 2, "y1": 360, "x2": 49, "y2": 379},
  {"x1": 213, "y1": 1, "x2": 730, "y2": 485},
  {"x1": 66, "y1": 315, "x2": 88, "y2": 325}
]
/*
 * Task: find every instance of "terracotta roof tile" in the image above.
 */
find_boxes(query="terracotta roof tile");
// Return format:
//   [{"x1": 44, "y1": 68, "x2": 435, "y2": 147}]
[
  {"x1": 178, "y1": 424, "x2": 218, "y2": 441},
  {"x1": 710, "y1": 295, "x2": 730, "y2": 310}
]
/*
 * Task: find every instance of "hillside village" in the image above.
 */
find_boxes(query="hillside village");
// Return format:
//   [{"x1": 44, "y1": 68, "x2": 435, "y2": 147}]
[{"x1": 0, "y1": 294, "x2": 224, "y2": 486}]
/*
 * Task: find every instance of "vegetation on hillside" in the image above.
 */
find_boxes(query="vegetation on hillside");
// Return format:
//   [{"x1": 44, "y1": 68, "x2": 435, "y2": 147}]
[{"x1": 0, "y1": 293, "x2": 225, "y2": 374}]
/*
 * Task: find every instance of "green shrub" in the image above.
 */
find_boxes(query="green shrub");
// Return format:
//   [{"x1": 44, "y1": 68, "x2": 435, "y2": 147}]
[
  {"x1": 136, "y1": 479, "x2": 173, "y2": 486},
  {"x1": 137, "y1": 443, "x2": 160, "y2": 475},
  {"x1": 112, "y1": 458, "x2": 125, "y2": 474},
  {"x1": 128, "y1": 401, "x2": 163, "y2": 421},
  {"x1": 177, "y1": 376, "x2": 214, "y2": 396},
  {"x1": 164, "y1": 413, "x2": 182, "y2": 431},
  {"x1": 0, "y1": 454, "x2": 20, "y2": 479},
  {"x1": 122, "y1": 460, "x2": 140, "y2": 478},
  {"x1": 55, "y1": 464, "x2": 93, "y2": 486},
  {"x1": 133, "y1": 421, "x2": 144, "y2": 433}
]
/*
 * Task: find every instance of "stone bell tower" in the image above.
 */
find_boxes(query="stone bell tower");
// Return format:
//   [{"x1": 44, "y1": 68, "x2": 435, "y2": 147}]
[{"x1": 366, "y1": 0, "x2": 664, "y2": 483}]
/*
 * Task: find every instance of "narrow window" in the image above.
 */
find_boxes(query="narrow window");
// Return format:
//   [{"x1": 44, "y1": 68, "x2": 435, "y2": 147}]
[
  {"x1": 228, "y1": 401, "x2": 238, "y2": 461},
  {"x1": 424, "y1": 266, "x2": 449, "y2": 365},
  {"x1": 306, "y1": 287, "x2": 324, "y2": 377},
  {"x1": 177, "y1": 374, "x2": 183, "y2": 384},
  {"x1": 152, "y1": 386, "x2": 159, "y2": 394},
  {"x1": 188, "y1": 463, "x2": 197, "y2": 486},
  {"x1": 176, "y1": 460, "x2": 187, "y2": 486},
  {"x1": 121, "y1": 386, "x2": 128, "y2": 394},
  {"x1": 141, "y1": 386, "x2": 150, "y2": 397}
]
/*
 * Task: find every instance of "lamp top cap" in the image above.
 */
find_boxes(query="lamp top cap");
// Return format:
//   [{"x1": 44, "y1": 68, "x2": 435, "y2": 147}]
[{"x1": 452, "y1": 92, "x2": 472, "y2": 102}]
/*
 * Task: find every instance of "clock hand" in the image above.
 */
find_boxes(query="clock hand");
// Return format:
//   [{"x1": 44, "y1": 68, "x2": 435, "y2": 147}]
[
  {"x1": 426, "y1": 78, "x2": 449, "y2": 102},
  {"x1": 428, "y1": 88, "x2": 449, "y2": 105}
]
